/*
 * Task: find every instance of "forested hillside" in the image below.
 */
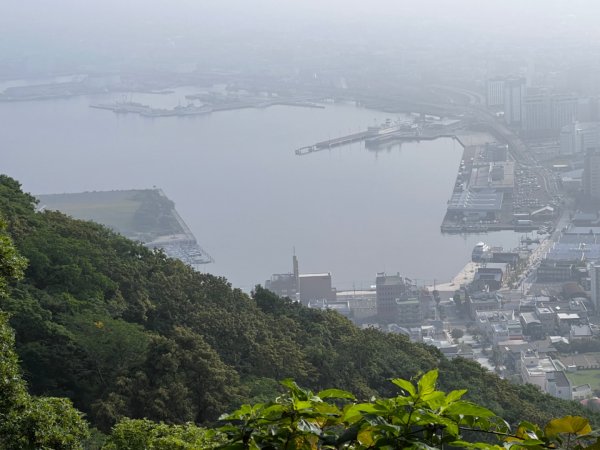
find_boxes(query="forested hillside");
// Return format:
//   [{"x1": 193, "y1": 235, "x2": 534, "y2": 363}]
[{"x1": 0, "y1": 174, "x2": 596, "y2": 434}]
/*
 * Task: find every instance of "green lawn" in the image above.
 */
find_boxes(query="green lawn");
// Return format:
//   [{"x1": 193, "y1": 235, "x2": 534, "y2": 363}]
[
  {"x1": 566, "y1": 369, "x2": 600, "y2": 390},
  {"x1": 37, "y1": 189, "x2": 186, "y2": 240},
  {"x1": 38, "y1": 191, "x2": 142, "y2": 235}
]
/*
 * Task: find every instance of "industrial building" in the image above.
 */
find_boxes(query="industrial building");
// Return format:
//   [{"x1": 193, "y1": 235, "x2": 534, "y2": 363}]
[
  {"x1": 470, "y1": 161, "x2": 515, "y2": 193},
  {"x1": 446, "y1": 189, "x2": 504, "y2": 220},
  {"x1": 299, "y1": 273, "x2": 335, "y2": 305}
]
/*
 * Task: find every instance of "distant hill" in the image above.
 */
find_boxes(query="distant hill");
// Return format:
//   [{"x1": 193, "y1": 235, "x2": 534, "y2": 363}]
[{"x1": 0, "y1": 174, "x2": 596, "y2": 432}]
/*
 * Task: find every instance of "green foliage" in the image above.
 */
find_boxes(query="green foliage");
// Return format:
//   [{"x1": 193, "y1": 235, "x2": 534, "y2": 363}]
[
  {"x1": 451, "y1": 328, "x2": 464, "y2": 340},
  {"x1": 0, "y1": 216, "x2": 27, "y2": 296},
  {"x1": 213, "y1": 371, "x2": 600, "y2": 449},
  {"x1": 0, "y1": 174, "x2": 597, "y2": 436},
  {"x1": 102, "y1": 419, "x2": 218, "y2": 450},
  {"x1": 0, "y1": 312, "x2": 89, "y2": 449}
]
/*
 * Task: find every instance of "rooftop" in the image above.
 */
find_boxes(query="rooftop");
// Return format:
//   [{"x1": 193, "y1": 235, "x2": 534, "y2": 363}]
[{"x1": 448, "y1": 189, "x2": 504, "y2": 212}]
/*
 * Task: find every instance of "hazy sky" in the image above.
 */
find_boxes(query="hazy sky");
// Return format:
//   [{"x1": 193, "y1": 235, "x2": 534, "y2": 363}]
[
  {"x1": 2, "y1": 0, "x2": 600, "y2": 76},
  {"x1": 3, "y1": 0, "x2": 600, "y2": 45}
]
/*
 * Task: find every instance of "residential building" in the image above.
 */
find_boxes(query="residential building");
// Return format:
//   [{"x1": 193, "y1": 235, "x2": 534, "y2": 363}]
[
  {"x1": 520, "y1": 312, "x2": 544, "y2": 339},
  {"x1": 486, "y1": 77, "x2": 505, "y2": 107},
  {"x1": 520, "y1": 350, "x2": 558, "y2": 390},
  {"x1": 559, "y1": 122, "x2": 600, "y2": 155},
  {"x1": 546, "y1": 371, "x2": 572, "y2": 401},
  {"x1": 583, "y1": 148, "x2": 600, "y2": 200},
  {"x1": 572, "y1": 384, "x2": 594, "y2": 401},
  {"x1": 523, "y1": 93, "x2": 551, "y2": 135},
  {"x1": 376, "y1": 272, "x2": 409, "y2": 322},
  {"x1": 551, "y1": 94, "x2": 578, "y2": 130},
  {"x1": 504, "y1": 78, "x2": 526, "y2": 127},
  {"x1": 591, "y1": 263, "x2": 600, "y2": 310}
]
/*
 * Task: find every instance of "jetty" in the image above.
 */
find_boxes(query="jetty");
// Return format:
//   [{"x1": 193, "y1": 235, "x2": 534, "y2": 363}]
[
  {"x1": 295, "y1": 131, "x2": 374, "y2": 155},
  {"x1": 295, "y1": 118, "x2": 463, "y2": 156}
]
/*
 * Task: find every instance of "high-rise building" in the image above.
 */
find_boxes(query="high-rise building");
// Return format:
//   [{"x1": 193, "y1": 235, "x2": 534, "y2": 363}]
[
  {"x1": 583, "y1": 148, "x2": 600, "y2": 200},
  {"x1": 504, "y1": 78, "x2": 526, "y2": 127},
  {"x1": 577, "y1": 97, "x2": 600, "y2": 122},
  {"x1": 522, "y1": 92, "x2": 579, "y2": 136},
  {"x1": 590, "y1": 263, "x2": 600, "y2": 310},
  {"x1": 559, "y1": 122, "x2": 600, "y2": 155},
  {"x1": 523, "y1": 94, "x2": 551, "y2": 135},
  {"x1": 551, "y1": 94, "x2": 578, "y2": 130},
  {"x1": 486, "y1": 77, "x2": 505, "y2": 107}
]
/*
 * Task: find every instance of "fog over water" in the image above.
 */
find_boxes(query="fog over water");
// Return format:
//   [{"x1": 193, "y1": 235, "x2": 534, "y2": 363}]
[{"x1": 1, "y1": 92, "x2": 523, "y2": 290}]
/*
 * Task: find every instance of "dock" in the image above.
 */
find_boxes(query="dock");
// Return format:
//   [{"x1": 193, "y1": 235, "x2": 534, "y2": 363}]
[
  {"x1": 295, "y1": 118, "x2": 463, "y2": 156},
  {"x1": 295, "y1": 131, "x2": 374, "y2": 155}
]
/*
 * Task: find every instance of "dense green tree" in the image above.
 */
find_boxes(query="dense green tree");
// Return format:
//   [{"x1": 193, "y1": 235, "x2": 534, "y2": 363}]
[
  {"x1": 0, "y1": 312, "x2": 89, "y2": 449},
  {"x1": 0, "y1": 174, "x2": 598, "y2": 436}
]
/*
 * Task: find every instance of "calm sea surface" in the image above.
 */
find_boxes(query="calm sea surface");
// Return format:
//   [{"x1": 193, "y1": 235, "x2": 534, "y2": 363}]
[{"x1": 0, "y1": 88, "x2": 524, "y2": 290}]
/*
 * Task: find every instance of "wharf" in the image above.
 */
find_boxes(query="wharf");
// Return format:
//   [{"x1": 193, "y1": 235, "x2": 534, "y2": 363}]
[
  {"x1": 295, "y1": 118, "x2": 463, "y2": 156},
  {"x1": 295, "y1": 131, "x2": 373, "y2": 155},
  {"x1": 365, "y1": 131, "x2": 456, "y2": 147},
  {"x1": 428, "y1": 262, "x2": 480, "y2": 293},
  {"x1": 439, "y1": 135, "x2": 526, "y2": 234}
]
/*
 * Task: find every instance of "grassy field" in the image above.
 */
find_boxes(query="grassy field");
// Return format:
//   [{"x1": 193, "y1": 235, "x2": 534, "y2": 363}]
[
  {"x1": 566, "y1": 369, "x2": 600, "y2": 391},
  {"x1": 37, "y1": 190, "x2": 183, "y2": 239}
]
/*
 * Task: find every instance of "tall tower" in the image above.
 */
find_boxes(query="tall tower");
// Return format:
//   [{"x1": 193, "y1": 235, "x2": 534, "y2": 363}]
[{"x1": 292, "y1": 252, "x2": 299, "y2": 290}]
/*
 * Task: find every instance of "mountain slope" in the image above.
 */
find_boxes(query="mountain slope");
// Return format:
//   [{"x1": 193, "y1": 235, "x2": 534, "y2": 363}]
[{"x1": 0, "y1": 174, "x2": 595, "y2": 432}]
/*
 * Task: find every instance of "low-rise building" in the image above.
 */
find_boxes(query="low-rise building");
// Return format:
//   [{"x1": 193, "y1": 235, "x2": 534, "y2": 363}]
[
  {"x1": 557, "y1": 313, "x2": 582, "y2": 333},
  {"x1": 546, "y1": 371, "x2": 572, "y2": 400},
  {"x1": 572, "y1": 384, "x2": 594, "y2": 401},
  {"x1": 521, "y1": 350, "x2": 559, "y2": 390},
  {"x1": 537, "y1": 260, "x2": 575, "y2": 282},
  {"x1": 520, "y1": 312, "x2": 544, "y2": 339},
  {"x1": 570, "y1": 324, "x2": 593, "y2": 341},
  {"x1": 468, "y1": 293, "x2": 502, "y2": 319}
]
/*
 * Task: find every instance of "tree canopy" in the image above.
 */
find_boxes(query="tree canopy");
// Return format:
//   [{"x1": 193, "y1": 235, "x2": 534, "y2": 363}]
[{"x1": 0, "y1": 174, "x2": 598, "y2": 447}]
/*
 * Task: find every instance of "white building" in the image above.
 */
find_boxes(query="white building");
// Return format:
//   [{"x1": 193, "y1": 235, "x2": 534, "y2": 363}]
[
  {"x1": 504, "y1": 78, "x2": 526, "y2": 127},
  {"x1": 552, "y1": 94, "x2": 578, "y2": 130},
  {"x1": 523, "y1": 94, "x2": 551, "y2": 133},
  {"x1": 520, "y1": 349, "x2": 559, "y2": 390},
  {"x1": 486, "y1": 78, "x2": 505, "y2": 107}
]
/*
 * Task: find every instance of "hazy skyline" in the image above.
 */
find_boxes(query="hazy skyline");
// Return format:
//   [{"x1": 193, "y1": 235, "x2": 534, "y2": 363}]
[{"x1": 3, "y1": 0, "x2": 600, "y2": 77}]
